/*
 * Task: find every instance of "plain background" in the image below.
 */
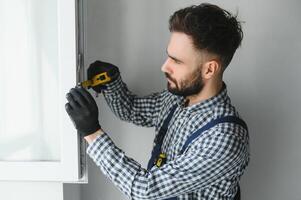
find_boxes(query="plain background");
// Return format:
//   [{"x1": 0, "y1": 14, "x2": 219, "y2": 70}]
[{"x1": 63, "y1": 0, "x2": 301, "y2": 200}]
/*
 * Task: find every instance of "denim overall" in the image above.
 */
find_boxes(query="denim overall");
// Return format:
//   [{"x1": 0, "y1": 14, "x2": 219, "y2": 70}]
[{"x1": 147, "y1": 105, "x2": 247, "y2": 200}]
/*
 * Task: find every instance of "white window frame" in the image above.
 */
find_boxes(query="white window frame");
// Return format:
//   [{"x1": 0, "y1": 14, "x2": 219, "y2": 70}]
[{"x1": 0, "y1": 0, "x2": 87, "y2": 183}]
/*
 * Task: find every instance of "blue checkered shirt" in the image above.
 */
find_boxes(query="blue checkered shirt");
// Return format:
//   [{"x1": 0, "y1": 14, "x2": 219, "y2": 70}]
[{"x1": 87, "y1": 75, "x2": 250, "y2": 200}]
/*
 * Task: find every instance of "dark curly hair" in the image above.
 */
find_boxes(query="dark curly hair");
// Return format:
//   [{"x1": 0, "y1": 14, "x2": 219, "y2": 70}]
[{"x1": 169, "y1": 3, "x2": 243, "y2": 69}]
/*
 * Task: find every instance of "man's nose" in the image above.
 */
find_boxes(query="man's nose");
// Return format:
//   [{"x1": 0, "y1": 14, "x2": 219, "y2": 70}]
[{"x1": 161, "y1": 58, "x2": 172, "y2": 74}]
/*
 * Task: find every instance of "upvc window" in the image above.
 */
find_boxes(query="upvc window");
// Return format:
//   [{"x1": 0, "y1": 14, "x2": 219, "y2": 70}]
[{"x1": 0, "y1": 0, "x2": 86, "y2": 182}]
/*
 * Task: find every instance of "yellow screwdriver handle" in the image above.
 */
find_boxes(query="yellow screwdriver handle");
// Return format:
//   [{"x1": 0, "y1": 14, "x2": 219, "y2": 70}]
[{"x1": 80, "y1": 72, "x2": 111, "y2": 89}]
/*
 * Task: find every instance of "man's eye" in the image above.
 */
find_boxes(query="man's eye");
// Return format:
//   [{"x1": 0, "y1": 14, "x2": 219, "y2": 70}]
[{"x1": 174, "y1": 60, "x2": 181, "y2": 64}]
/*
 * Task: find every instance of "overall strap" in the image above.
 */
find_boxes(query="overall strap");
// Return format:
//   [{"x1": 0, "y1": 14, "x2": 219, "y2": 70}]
[
  {"x1": 180, "y1": 116, "x2": 248, "y2": 155},
  {"x1": 147, "y1": 104, "x2": 178, "y2": 170},
  {"x1": 175, "y1": 116, "x2": 247, "y2": 200},
  {"x1": 147, "y1": 110, "x2": 247, "y2": 200}
]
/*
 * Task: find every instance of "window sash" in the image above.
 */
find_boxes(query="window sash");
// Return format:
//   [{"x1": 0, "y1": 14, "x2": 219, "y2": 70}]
[{"x1": 0, "y1": 0, "x2": 85, "y2": 182}]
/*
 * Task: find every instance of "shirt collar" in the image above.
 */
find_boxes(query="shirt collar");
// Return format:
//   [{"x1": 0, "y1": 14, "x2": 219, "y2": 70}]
[{"x1": 176, "y1": 82, "x2": 229, "y2": 113}]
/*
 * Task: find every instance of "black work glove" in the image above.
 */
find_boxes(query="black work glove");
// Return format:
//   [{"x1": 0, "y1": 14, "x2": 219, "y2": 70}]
[
  {"x1": 87, "y1": 60, "x2": 120, "y2": 93},
  {"x1": 65, "y1": 87, "x2": 101, "y2": 137}
]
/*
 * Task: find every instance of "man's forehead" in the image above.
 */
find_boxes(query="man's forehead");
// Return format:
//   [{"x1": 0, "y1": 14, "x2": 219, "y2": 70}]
[
  {"x1": 167, "y1": 32, "x2": 202, "y2": 61},
  {"x1": 168, "y1": 32, "x2": 195, "y2": 51},
  {"x1": 168, "y1": 32, "x2": 219, "y2": 63}
]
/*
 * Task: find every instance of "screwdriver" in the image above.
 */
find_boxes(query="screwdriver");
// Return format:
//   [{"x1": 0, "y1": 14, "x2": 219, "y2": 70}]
[{"x1": 79, "y1": 72, "x2": 111, "y2": 89}]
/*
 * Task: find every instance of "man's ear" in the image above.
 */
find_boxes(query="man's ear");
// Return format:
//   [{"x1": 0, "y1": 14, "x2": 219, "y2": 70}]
[{"x1": 201, "y1": 59, "x2": 221, "y2": 79}]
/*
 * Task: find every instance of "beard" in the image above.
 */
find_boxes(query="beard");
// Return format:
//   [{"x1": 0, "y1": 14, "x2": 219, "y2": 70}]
[{"x1": 165, "y1": 67, "x2": 204, "y2": 97}]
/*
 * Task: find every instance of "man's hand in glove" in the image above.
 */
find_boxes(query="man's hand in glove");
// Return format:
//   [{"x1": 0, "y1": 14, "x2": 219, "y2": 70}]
[
  {"x1": 65, "y1": 87, "x2": 101, "y2": 137},
  {"x1": 88, "y1": 60, "x2": 120, "y2": 93}
]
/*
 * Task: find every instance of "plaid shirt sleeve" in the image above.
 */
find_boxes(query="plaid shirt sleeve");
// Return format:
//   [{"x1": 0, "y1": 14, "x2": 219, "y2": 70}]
[
  {"x1": 100, "y1": 75, "x2": 168, "y2": 127},
  {"x1": 87, "y1": 125, "x2": 248, "y2": 199}
]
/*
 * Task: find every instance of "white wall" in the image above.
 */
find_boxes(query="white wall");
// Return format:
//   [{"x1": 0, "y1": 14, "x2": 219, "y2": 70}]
[{"x1": 66, "y1": 0, "x2": 301, "y2": 199}]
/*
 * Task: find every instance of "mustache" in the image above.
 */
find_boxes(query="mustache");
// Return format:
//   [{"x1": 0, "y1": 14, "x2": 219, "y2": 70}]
[{"x1": 164, "y1": 73, "x2": 176, "y2": 83}]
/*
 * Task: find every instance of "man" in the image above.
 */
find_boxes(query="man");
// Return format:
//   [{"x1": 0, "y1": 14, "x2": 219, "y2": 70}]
[{"x1": 65, "y1": 3, "x2": 250, "y2": 200}]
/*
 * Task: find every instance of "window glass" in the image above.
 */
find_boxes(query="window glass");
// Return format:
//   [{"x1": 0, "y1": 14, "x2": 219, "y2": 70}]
[{"x1": 0, "y1": 0, "x2": 60, "y2": 161}]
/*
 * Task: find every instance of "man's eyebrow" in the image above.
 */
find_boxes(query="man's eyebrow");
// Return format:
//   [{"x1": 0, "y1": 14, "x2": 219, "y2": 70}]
[{"x1": 166, "y1": 48, "x2": 183, "y2": 63}]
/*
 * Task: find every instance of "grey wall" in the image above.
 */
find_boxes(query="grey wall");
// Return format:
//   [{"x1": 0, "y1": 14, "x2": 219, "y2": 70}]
[{"x1": 68, "y1": 0, "x2": 301, "y2": 199}]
